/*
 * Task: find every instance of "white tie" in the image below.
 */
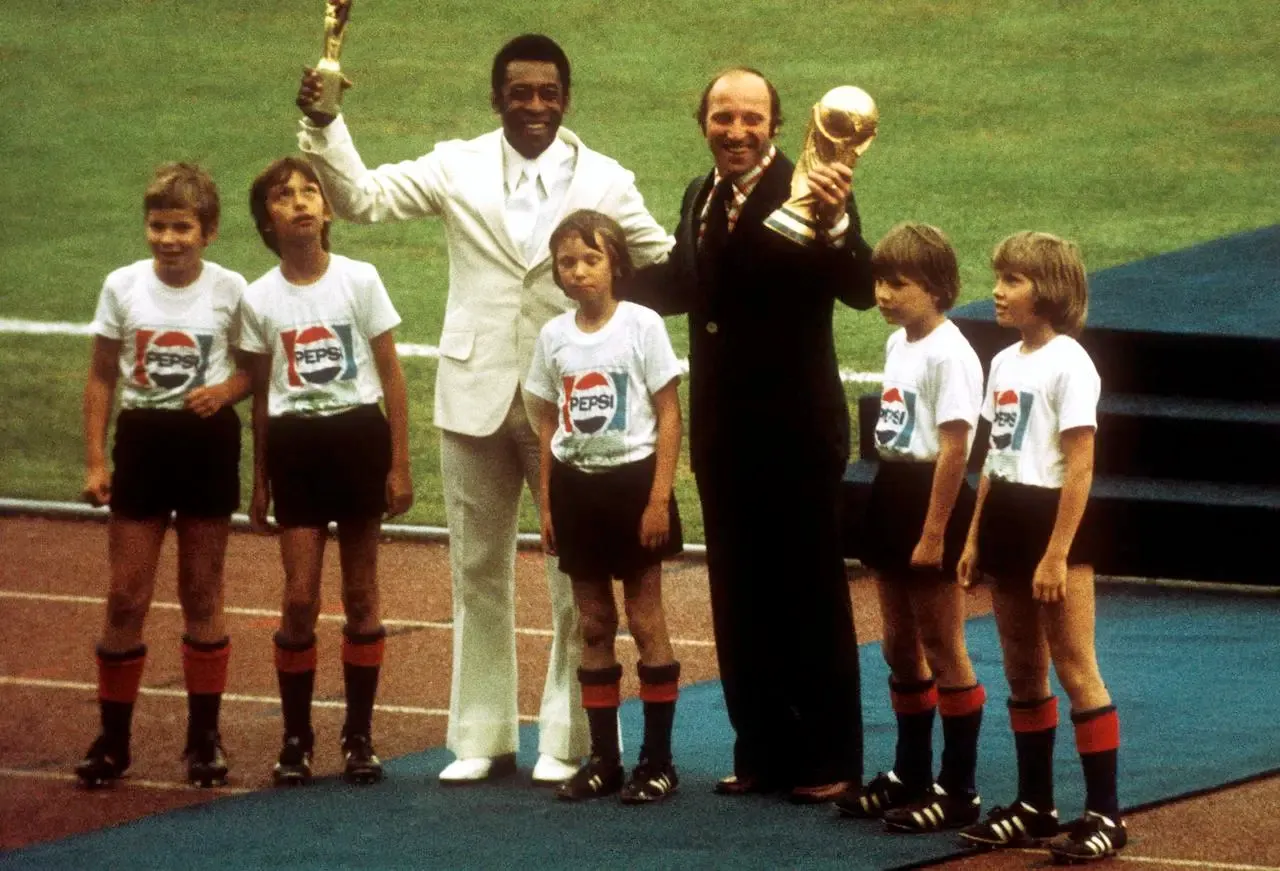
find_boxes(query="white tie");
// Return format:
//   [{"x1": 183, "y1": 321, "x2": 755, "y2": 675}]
[{"x1": 508, "y1": 168, "x2": 541, "y2": 262}]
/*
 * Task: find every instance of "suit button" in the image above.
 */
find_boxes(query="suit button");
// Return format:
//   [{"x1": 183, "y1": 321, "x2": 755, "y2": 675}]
[{"x1": 706, "y1": 321, "x2": 719, "y2": 334}]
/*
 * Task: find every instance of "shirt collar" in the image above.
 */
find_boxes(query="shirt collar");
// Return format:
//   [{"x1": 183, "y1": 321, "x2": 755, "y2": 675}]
[
  {"x1": 502, "y1": 134, "x2": 573, "y2": 194},
  {"x1": 712, "y1": 144, "x2": 777, "y2": 198}
]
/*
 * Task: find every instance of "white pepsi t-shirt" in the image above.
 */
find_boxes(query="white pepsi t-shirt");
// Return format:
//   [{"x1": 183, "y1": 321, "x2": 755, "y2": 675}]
[
  {"x1": 91, "y1": 259, "x2": 246, "y2": 411},
  {"x1": 875, "y1": 320, "x2": 983, "y2": 463},
  {"x1": 981, "y1": 335, "x2": 1100, "y2": 488},
  {"x1": 524, "y1": 301, "x2": 682, "y2": 471},
  {"x1": 239, "y1": 254, "x2": 401, "y2": 417}
]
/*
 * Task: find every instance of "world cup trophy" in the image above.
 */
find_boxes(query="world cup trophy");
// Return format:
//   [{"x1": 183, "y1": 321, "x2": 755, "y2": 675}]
[
  {"x1": 310, "y1": 0, "x2": 353, "y2": 118},
  {"x1": 763, "y1": 86, "x2": 879, "y2": 246}
]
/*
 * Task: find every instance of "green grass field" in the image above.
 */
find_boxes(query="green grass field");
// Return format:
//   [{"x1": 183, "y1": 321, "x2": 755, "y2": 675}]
[{"x1": 2, "y1": 1, "x2": 1277, "y2": 539}]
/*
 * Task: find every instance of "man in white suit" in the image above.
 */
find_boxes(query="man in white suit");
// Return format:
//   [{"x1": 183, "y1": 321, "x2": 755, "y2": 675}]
[{"x1": 295, "y1": 31, "x2": 672, "y2": 784}]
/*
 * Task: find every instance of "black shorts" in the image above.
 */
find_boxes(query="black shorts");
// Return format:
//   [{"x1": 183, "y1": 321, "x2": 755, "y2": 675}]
[
  {"x1": 267, "y1": 405, "x2": 391, "y2": 528},
  {"x1": 110, "y1": 407, "x2": 240, "y2": 520},
  {"x1": 549, "y1": 455, "x2": 683, "y2": 581},
  {"x1": 975, "y1": 478, "x2": 1100, "y2": 585},
  {"x1": 861, "y1": 459, "x2": 975, "y2": 578}
]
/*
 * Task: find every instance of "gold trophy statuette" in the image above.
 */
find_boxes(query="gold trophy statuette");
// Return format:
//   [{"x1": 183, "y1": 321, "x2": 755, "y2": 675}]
[
  {"x1": 311, "y1": 0, "x2": 352, "y2": 118},
  {"x1": 764, "y1": 85, "x2": 879, "y2": 246}
]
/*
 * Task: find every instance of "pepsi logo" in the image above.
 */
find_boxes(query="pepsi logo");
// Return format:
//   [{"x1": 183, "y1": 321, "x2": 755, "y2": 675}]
[
  {"x1": 134, "y1": 329, "x2": 208, "y2": 390},
  {"x1": 876, "y1": 386, "x2": 906, "y2": 445},
  {"x1": 991, "y1": 389, "x2": 1022, "y2": 449},
  {"x1": 563, "y1": 370, "x2": 627, "y2": 435},
  {"x1": 293, "y1": 325, "x2": 346, "y2": 384}
]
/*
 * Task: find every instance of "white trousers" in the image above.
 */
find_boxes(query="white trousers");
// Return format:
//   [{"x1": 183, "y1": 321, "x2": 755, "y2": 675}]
[{"x1": 440, "y1": 392, "x2": 588, "y2": 759}]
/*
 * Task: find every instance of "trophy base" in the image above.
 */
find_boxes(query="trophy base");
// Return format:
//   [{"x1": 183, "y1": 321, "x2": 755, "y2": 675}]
[{"x1": 763, "y1": 205, "x2": 821, "y2": 247}]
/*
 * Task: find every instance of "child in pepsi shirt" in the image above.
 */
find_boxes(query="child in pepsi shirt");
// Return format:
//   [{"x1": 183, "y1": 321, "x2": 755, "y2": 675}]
[
  {"x1": 77, "y1": 163, "x2": 250, "y2": 789},
  {"x1": 240, "y1": 156, "x2": 412, "y2": 786},
  {"x1": 524, "y1": 209, "x2": 684, "y2": 804},
  {"x1": 837, "y1": 223, "x2": 986, "y2": 833},
  {"x1": 956, "y1": 232, "x2": 1124, "y2": 862}
]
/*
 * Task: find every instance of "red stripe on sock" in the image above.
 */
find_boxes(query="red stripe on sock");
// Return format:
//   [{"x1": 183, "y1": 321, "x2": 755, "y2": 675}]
[
  {"x1": 1075, "y1": 709, "x2": 1120, "y2": 754},
  {"x1": 939, "y1": 684, "x2": 987, "y2": 717},
  {"x1": 891, "y1": 685, "x2": 939, "y2": 715},
  {"x1": 182, "y1": 641, "x2": 230, "y2": 695},
  {"x1": 581, "y1": 682, "x2": 621, "y2": 709},
  {"x1": 342, "y1": 636, "x2": 385, "y2": 668},
  {"x1": 98, "y1": 652, "x2": 146, "y2": 703},
  {"x1": 1010, "y1": 697, "x2": 1059, "y2": 733},
  {"x1": 639, "y1": 680, "x2": 679, "y2": 703},
  {"x1": 274, "y1": 644, "x2": 317, "y2": 674}
]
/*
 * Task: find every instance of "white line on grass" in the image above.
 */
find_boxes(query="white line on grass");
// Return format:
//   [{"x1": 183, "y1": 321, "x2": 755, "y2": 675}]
[
  {"x1": 0, "y1": 675, "x2": 525, "y2": 720},
  {"x1": 0, "y1": 589, "x2": 717, "y2": 648},
  {"x1": 0, "y1": 317, "x2": 885, "y2": 384},
  {"x1": 0, "y1": 766, "x2": 253, "y2": 794}
]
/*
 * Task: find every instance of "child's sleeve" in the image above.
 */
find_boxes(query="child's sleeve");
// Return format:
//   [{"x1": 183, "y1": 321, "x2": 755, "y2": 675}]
[
  {"x1": 1055, "y1": 349, "x2": 1101, "y2": 432},
  {"x1": 356, "y1": 263, "x2": 403, "y2": 340},
  {"x1": 640, "y1": 313, "x2": 683, "y2": 395},
  {"x1": 933, "y1": 350, "x2": 983, "y2": 428},
  {"x1": 226, "y1": 276, "x2": 247, "y2": 350},
  {"x1": 523, "y1": 328, "x2": 558, "y2": 404},
  {"x1": 237, "y1": 289, "x2": 269, "y2": 355},
  {"x1": 89, "y1": 277, "x2": 123, "y2": 340},
  {"x1": 978, "y1": 356, "x2": 998, "y2": 422}
]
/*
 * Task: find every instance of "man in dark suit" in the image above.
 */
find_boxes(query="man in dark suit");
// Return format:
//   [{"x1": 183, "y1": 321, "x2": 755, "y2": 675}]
[{"x1": 629, "y1": 68, "x2": 875, "y2": 802}]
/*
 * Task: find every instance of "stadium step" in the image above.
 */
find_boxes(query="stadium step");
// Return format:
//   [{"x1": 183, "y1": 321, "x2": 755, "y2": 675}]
[
  {"x1": 857, "y1": 393, "x2": 1280, "y2": 486},
  {"x1": 843, "y1": 224, "x2": 1280, "y2": 585},
  {"x1": 841, "y1": 460, "x2": 1277, "y2": 584}
]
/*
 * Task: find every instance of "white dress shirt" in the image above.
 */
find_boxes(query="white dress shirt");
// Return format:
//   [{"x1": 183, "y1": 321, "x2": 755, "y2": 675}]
[{"x1": 501, "y1": 135, "x2": 573, "y2": 264}]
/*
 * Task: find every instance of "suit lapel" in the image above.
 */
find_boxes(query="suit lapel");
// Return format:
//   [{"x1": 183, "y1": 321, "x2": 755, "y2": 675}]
[
  {"x1": 685, "y1": 174, "x2": 714, "y2": 276},
  {"x1": 476, "y1": 130, "x2": 526, "y2": 269}
]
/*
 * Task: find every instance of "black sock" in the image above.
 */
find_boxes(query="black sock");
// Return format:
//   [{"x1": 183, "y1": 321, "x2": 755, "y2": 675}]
[
  {"x1": 274, "y1": 632, "x2": 316, "y2": 746},
  {"x1": 638, "y1": 662, "x2": 681, "y2": 765},
  {"x1": 342, "y1": 627, "x2": 387, "y2": 738},
  {"x1": 890, "y1": 678, "x2": 937, "y2": 791},
  {"x1": 101, "y1": 700, "x2": 134, "y2": 747},
  {"x1": 579, "y1": 664, "x2": 623, "y2": 762},
  {"x1": 96, "y1": 644, "x2": 146, "y2": 747},
  {"x1": 1074, "y1": 705, "x2": 1121, "y2": 819},
  {"x1": 1010, "y1": 697, "x2": 1057, "y2": 811},
  {"x1": 187, "y1": 694, "x2": 222, "y2": 746},
  {"x1": 938, "y1": 684, "x2": 985, "y2": 796},
  {"x1": 183, "y1": 636, "x2": 230, "y2": 745}
]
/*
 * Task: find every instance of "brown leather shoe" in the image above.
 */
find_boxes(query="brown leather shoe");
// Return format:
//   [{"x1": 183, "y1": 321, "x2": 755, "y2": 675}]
[
  {"x1": 714, "y1": 773, "x2": 783, "y2": 796},
  {"x1": 789, "y1": 779, "x2": 852, "y2": 804}
]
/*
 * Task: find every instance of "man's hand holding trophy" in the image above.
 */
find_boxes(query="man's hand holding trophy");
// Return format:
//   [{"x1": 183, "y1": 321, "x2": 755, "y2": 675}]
[
  {"x1": 764, "y1": 86, "x2": 878, "y2": 246},
  {"x1": 297, "y1": 0, "x2": 354, "y2": 127}
]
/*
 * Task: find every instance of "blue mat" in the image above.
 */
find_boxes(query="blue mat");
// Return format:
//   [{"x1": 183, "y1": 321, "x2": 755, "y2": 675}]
[{"x1": 5, "y1": 588, "x2": 1279, "y2": 870}]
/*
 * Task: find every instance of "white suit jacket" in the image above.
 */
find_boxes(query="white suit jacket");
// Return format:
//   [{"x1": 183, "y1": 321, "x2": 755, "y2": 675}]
[{"x1": 298, "y1": 117, "x2": 673, "y2": 437}]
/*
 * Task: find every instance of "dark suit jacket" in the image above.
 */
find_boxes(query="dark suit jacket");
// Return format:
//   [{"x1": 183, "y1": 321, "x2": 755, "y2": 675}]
[{"x1": 630, "y1": 152, "x2": 876, "y2": 476}]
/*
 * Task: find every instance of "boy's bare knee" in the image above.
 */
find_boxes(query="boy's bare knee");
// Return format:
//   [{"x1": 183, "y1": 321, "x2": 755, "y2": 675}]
[
  {"x1": 281, "y1": 598, "x2": 318, "y2": 638},
  {"x1": 106, "y1": 591, "x2": 148, "y2": 632},
  {"x1": 180, "y1": 586, "x2": 219, "y2": 627},
  {"x1": 579, "y1": 613, "x2": 618, "y2": 651},
  {"x1": 343, "y1": 587, "x2": 378, "y2": 627},
  {"x1": 1006, "y1": 674, "x2": 1051, "y2": 701}
]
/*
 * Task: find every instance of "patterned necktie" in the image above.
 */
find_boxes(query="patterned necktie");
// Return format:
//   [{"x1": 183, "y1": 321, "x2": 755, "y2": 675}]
[{"x1": 699, "y1": 178, "x2": 734, "y2": 256}]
